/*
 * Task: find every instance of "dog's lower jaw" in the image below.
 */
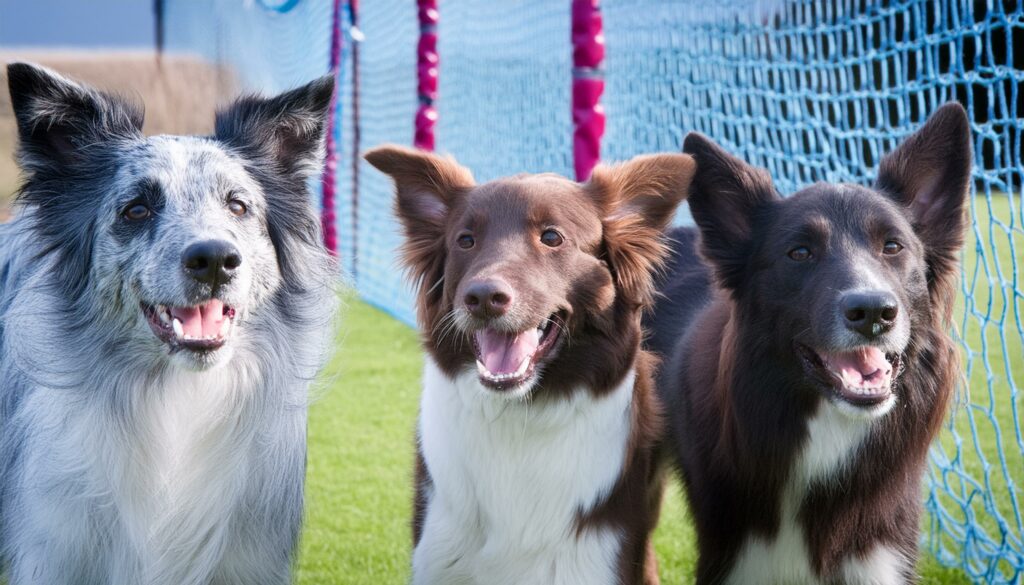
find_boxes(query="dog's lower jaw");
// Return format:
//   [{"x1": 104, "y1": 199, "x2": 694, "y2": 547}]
[
  {"x1": 470, "y1": 312, "x2": 565, "y2": 396},
  {"x1": 167, "y1": 342, "x2": 237, "y2": 372},
  {"x1": 795, "y1": 342, "x2": 903, "y2": 418},
  {"x1": 827, "y1": 391, "x2": 898, "y2": 421}
]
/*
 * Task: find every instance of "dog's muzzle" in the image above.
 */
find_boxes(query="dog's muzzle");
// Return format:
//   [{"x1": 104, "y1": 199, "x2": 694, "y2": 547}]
[{"x1": 143, "y1": 300, "x2": 236, "y2": 352}]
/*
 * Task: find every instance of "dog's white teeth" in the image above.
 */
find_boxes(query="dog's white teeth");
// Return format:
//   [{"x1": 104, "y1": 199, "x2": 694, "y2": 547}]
[
  {"x1": 515, "y1": 355, "x2": 531, "y2": 376},
  {"x1": 219, "y1": 318, "x2": 233, "y2": 338},
  {"x1": 159, "y1": 310, "x2": 171, "y2": 325},
  {"x1": 476, "y1": 358, "x2": 531, "y2": 383},
  {"x1": 477, "y1": 361, "x2": 505, "y2": 381},
  {"x1": 172, "y1": 318, "x2": 184, "y2": 338},
  {"x1": 849, "y1": 386, "x2": 886, "y2": 396}
]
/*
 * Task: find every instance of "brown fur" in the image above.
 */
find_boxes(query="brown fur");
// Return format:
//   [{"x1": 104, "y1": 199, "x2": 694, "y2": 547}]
[
  {"x1": 363, "y1": 146, "x2": 475, "y2": 332},
  {"x1": 367, "y1": 145, "x2": 694, "y2": 584},
  {"x1": 411, "y1": 447, "x2": 430, "y2": 546}
]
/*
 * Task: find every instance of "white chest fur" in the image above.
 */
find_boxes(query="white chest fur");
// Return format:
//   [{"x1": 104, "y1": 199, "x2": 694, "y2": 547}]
[
  {"x1": 725, "y1": 398, "x2": 905, "y2": 585},
  {"x1": 11, "y1": 367, "x2": 266, "y2": 585},
  {"x1": 413, "y1": 357, "x2": 635, "y2": 585}
]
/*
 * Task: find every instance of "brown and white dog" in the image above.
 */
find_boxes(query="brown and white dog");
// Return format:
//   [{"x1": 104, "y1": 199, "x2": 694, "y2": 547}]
[
  {"x1": 366, "y1": 146, "x2": 694, "y2": 585},
  {"x1": 647, "y1": 104, "x2": 972, "y2": 584}
]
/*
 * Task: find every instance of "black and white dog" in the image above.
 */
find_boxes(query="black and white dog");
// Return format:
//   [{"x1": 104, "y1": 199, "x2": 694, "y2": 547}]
[
  {"x1": 0, "y1": 63, "x2": 335, "y2": 585},
  {"x1": 648, "y1": 104, "x2": 971, "y2": 584}
]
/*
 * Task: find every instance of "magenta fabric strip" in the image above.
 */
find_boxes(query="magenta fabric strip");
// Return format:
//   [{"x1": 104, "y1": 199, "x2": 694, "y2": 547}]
[
  {"x1": 415, "y1": 0, "x2": 439, "y2": 151},
  {"x1": 320, "y1": 0, "x2": 343, "y2": 255},
  {"x1": 571, "y1": 0, "x2": 604, "y2": 181},
  {"x1": 350, "y1": 0, "x2": 361, "y2": 277}
]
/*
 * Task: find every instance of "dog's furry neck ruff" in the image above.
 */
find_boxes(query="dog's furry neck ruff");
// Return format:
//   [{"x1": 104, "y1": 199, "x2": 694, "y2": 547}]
[{"x1": 0, "y1": 63, "x2": 337, "y2": 585}]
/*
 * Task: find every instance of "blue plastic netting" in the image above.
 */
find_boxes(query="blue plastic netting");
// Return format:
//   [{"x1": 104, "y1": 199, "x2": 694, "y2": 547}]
[
  {"x1": 348, "y1": 0, "x2": 420, "y2": 323},
  {"x1": 164, "y1": 0, "x2": 1023, "y2": 581},
  {"x1": 436, "y1": 0, "x2": 573, "y2": 182},
  {"x1": 600, "y1": 2, "x2": 1023, "y2": 581}
]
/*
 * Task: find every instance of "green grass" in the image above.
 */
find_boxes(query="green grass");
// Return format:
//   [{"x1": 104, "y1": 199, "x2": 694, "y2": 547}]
[
  {"x1": 297, "y1": 196, "x2": 1023, "y2": 584},
  {"x1": 926, "y1": 193, "x2": 1023, "y2": 580},
  {"x1": 293, "y1": 301, "x2": 975, "y2": 584},
  {"x1": 296, "y1": 299, "x2": 421, "y2": 584}
]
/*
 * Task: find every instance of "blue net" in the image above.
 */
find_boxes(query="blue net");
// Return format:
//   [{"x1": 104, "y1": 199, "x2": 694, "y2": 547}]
[
  {"x1": 164, "y1": 0, "x2": 1023, "y2": 580},
  {"x1": 348, "y1": 0, "x2": 420, "y2": 323},
  {"x1": 436, "y1": 0, "x2": 573, "y2": 183},
  {"x1": 600, "y1": 2, "x2": 1023, "y2": 581}
]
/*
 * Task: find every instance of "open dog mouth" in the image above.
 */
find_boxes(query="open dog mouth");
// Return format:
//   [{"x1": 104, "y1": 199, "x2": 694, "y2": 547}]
[
  {"x1": 796, "y1": 343, "x2": 903, "y2": 407},
  {"x1": 142, "y1": 300, "x2": 236, "y2": 352},
  {"x1": 471, "y1": 312, "x2": 565, "y2": 391}
]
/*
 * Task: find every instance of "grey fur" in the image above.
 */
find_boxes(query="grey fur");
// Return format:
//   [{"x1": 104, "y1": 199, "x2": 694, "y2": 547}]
[{"x1": 0, "y1": 63, "x2": 336, "y2": 585}]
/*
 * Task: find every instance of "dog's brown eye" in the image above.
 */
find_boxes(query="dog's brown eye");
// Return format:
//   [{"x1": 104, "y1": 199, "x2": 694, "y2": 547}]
[
  {"x1": 883, "y1": 240, "x2": 903, "y2": 255},
  {"x1": 123, "y1": 203, "x2": 151, "y2": 221},
  {"x1": 457, "y1": 234, "x2": 475, "y2": 249},
  {"x1": 788, "y1": 246, "x2": 811, "y2": 261},
  {"x1": 540, "y1": 229, "x2": 564, "y2": 248},
  {"x1": 228, "y1": 199, "x2": 247, "y2": 216}
]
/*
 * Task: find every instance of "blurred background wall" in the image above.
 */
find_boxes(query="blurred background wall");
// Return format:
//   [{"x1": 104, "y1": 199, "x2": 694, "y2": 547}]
[{"x1": 0, "y1": 0, "x2": 235, "y2": 220}]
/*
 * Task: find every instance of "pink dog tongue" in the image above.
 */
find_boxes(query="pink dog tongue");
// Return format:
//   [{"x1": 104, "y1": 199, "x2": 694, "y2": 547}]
[
  {"x1": 170, "y1": 299, "x2": 226, "y2": 338},
  {"x1": 823, "y1": 346, "x2": 891, "y2": 388},
  {"x1": 474, "y1": 328, "x2": 540, "y2": 375}
]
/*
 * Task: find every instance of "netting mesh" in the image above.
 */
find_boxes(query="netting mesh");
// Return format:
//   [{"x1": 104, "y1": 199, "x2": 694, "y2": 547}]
[
  {"x1": 349, "y1": 0, "x2": 420, "y2": 323},
  {"x1": 164, "y1": 0, "x2": 1023, "y2": 580},
  {"x1": 601, "y1": 2, "x2": 1023, "y2": 581},
  {"x1": 436, "y1": 0, "x2": 573, "y2": 183}
]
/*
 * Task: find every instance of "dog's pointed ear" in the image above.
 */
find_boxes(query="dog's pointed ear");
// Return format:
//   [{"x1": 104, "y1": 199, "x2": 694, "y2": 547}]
[
  {"x1": 365, "y1": 144, "x2": 474, "y2": 235},
  {"x1": 588, "y1": 152, "x2": 695, "y2": 308},
  {"x1": 875, "y1": 103, "x2": 972, "y2": 295},
  {"x1": 6, "y1": 62, "x2": 143, "y2": 172},
  {"x1": 683, "y1": 133, "x2": 779, "y2": 291},
  {"x1": 215, "y1": 75, "x2": 335, "y2": 181},
  {"x1": 365, "y1": 145, "x2": 474, "y2": 293}
]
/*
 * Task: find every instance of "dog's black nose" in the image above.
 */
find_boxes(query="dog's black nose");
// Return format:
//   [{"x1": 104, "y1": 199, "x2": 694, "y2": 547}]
[
  {"x1": 841, "y1": 291, "x2": 898, "y2": 338},
  {"x1": 182, "y1": 240, "x2": 242, "y2": 287},
  {"x1": 464, "y1": 279, "x2": 513, "y2": 318}
]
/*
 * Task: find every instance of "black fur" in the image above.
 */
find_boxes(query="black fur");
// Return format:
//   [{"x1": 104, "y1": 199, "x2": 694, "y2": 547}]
[
  {"x1": 650, "y1": 104, "x2": 972, "y2": 584},
  {"x1": 7, "y1": 63, "x2": 144, "y2": 302},
  {"x1": 215, "y1": 76, "x2": 335, "y2": 293}
]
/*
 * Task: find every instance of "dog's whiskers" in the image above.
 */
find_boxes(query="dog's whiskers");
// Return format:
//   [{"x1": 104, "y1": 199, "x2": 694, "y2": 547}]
[{"x1": 433, "y1": 310, "x2": 466, "y2": 351}]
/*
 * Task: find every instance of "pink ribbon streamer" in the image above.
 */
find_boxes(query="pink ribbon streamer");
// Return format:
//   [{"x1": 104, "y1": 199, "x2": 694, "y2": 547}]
[
  {"x1": 320, "y1": 0, "x2": 343, "y2": 255},
  {"x1": 415, "y1": 0, "x2": 439, "y2": 151},
  {"x1": 572, "y1": 0, "x2": 605, "y2": 181}
]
